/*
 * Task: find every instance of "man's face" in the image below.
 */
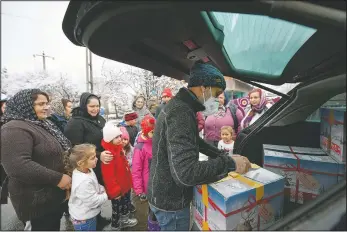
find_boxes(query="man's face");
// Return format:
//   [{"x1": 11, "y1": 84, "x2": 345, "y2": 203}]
[{"x1": 198, "y1": 86, "x2": 223, "y2": 103}]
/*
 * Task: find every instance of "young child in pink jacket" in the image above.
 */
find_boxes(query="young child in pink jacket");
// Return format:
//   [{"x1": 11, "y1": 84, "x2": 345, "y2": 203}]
[
  {"x1": 132, "y1": 115, "x2": 155, "y2": 200},
  {"x1": 131, "y1": 115, "x2": 160, "y2": 231}
]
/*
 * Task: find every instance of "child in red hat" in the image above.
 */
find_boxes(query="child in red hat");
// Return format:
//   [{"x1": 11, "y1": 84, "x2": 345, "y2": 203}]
[
  {"x1": 131, "y1": 115, "x2": 160, "y2": 230},
  {"x1": 155, "y1": 88, "x2": 173, "y2": 119},
  {"x1": 123, "y1": 111, "x2": 139, "y2": 146}
]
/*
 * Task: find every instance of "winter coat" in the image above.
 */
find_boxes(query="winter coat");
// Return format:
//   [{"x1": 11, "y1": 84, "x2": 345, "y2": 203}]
[
  {"x1": 155, "y1": 103, "x2": 166, "y2": 119},
  {"x1": 48, "y1": 113, "x2": 68, "y2": 133},
  {"x1": 123, "y1": 125, "x2": 139, "y2": 147},
  {"x1": 125, "y1": 146, "x2": 134, "y2": 169},
  {"x1": 147, "y1": 88, "x2": 236, "y2": 211},
  {"x1": 1, "y1": 120, "x2": 65, "y2": 222},
  {"x1": 132, "y1": 135, "x2": 153, "y2": 195},
  {"x1": 101, "y1": 140, "x2": 132, "y2": 199},
  {"x1": 196, "y1": 112, "x2": 205, "y2": 132},
  {"x1": 240, "y1": 103, "x2": 273, "y2": 129},
  {"x1": 64, "y1": 93, "x2": 106, "y2": 184},
  {"x1": 134, "y1": 107, "x2": 152, "y2": 130},
  {"x1": 204, "y1": 107, "x2": 243, "y2": 143}
]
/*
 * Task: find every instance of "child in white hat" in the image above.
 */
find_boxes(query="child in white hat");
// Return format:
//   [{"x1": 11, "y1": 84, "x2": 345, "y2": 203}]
[{"x1": 100, "y1": 122, "x2": 138, "y2": 230}]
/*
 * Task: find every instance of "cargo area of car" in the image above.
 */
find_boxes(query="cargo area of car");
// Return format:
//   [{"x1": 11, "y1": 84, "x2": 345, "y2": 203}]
[{"x1": 233, "y1": 74, "x2": 346, "y2": 230}]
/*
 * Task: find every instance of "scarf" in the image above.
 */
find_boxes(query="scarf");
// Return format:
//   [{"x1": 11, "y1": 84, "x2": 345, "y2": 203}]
[
  {"x1": 0, "y1": 89, "x2": 71, "y2": 151},
  {"x1": 242, "y1": 89, "x2": 267, "y2": 129},
  {"x1": 101, "y1": 139, "x2": 124, "y2": 156},
  {"x1": 213, "y1": 105, "x2": 227, "y2": 118}
]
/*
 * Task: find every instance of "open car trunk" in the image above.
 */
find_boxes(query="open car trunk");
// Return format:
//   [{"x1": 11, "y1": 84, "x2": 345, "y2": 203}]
[
  {"x1": 63, "y1": 1, "x2": 345, "y2": 85},
  {"x1": 62, "y1": 1, "x2": 346, "y2": 230}
]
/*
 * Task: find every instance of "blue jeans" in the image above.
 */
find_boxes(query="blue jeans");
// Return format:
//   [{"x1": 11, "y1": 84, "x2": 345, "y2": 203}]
[
  {"x1": 149, "y1": 204, "x2": 190, "y2": 231},
  {"x1": 71, "y1": 216, "x2": 97, "y2": 231}
]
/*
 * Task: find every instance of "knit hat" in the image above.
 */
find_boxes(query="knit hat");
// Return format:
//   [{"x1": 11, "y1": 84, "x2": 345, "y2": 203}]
[
  {"x1": 103, "y1": 122, "x2": 122, "y2": 143},
  {"x1": 124, "y1": 111, "x2": 138, "y2": 121},
  {"x1": 141, "y1": 115, "x2": 155, "y2": 136},
  {"x1": 187, "y1": 61, "x2": 226, "y2": 90},
  {"x1": 119, "y1": 126, "x2": 129, "y2": 140},
  {"x1": 162, "y1": 88, "x2": 173, "y2": 98}
]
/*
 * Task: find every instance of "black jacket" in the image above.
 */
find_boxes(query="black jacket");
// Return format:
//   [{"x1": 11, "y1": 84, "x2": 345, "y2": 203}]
[
  {"x1": 48, "y1": 113, "x2": 68, "y2": 133},
  {"x1": 124, "y1": 125, "x2": 138, "y2": 147},
  {"x1": 155, "y1": 103, "x2": 166, "y2": 119},
  {"x1": 147, "y1": 88, "x2": 236, "y2": 211},
  {"x1": 64, "y1": 93, "x2": 106, "y2": 184}
]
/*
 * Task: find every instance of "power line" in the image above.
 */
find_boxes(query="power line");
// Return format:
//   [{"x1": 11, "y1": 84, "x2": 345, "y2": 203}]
[{"x1": 33, "y1": 51, "x2": 55, "y2": 71}]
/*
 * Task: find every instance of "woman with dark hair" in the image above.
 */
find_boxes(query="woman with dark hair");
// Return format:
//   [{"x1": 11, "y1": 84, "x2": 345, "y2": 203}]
[
  {"x1": 64, "y1": 92, "x2": 116, "y2": 230},
  {"x1": 1, "y1": 89, "x2": 72, "y2": 230},
  {"x1": 203, "y1": 92, "x2": 244, "y2": 147},
  {"x1": 49, "y1": 98, "x2": 72, "y2": 132}
]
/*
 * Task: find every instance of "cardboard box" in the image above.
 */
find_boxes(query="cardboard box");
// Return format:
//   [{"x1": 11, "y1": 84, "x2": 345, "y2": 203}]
[
  {"x1": 329, "y1": 108, "x2": 346, "y2": 163},
  {"x1": 320, "y1": 108, "x2": 332, "y2": 153},
  {"x1": 193, "y1": 165, "x2": 284, "y2": 231},
  {"x1": 320, "y1": 107, "x2": 346, "y2": 163},
  {"x1": 263, "y1": 144, "x2": 345, "y2": 205}
]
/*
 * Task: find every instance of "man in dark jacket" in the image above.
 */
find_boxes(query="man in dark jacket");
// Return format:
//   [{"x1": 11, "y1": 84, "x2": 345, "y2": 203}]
[
  {"x1": 148, "y1": 61, "x2": 251, "y2": 231},
  {"x1": 155, "y1": 88, "x2": 173, "y2": 119}
]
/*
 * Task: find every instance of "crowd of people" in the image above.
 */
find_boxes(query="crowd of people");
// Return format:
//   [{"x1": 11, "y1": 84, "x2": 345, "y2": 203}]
[{"x1": 0, "y1": 61, "x2": 275, "y2": 231}]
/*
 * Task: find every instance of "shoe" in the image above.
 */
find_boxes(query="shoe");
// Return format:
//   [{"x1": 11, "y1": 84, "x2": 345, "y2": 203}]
[
  {"x1": 111, "y1": 224, "x2": 121, "y2": 231},
  {"x1": 129, "y1": 203, "x2": 136, "y2": 213},
  {"x1": 121, "y1": 218, "x2": 138, "y2": 228},
  {"x1": 120, "y1": 213, "x2": 138, "y2": 228}
]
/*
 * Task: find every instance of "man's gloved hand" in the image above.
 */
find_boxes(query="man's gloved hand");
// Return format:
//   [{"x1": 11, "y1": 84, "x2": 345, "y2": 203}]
[
  {"x1": 231, "y1": 154, "x2": 251, "y2": 174},
  {"x1": 139, "y1": 193, "x2": 147, "y2": 202}
]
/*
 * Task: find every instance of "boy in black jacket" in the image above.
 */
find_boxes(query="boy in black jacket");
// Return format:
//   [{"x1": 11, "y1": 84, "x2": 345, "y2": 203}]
[{"x1": 122, "y1": 111, "x2": 139, "y2": 146}]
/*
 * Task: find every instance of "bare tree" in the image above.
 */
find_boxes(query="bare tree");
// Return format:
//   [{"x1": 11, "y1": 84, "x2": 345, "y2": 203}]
[
  {"x1": 39, "y1": 73, "x2": 80, "y2": 103},
  {"x1": 99, "y1": 63, "x2": 188, "y2": 116},
  {"x1": 1, "y1": 69, "x2": 80, "y2": 102}
]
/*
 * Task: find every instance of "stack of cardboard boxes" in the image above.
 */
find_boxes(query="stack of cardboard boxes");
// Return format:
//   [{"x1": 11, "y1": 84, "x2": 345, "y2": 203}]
[
  {"x1": 193, "y1": 165, "x2": 285, "y2": 231},
  {"x1": 263, "y1": 107, "x2": 345, "y2": 208},
  {"x1": 192, "y1": 107, "x2": 345, "y2": 231}
]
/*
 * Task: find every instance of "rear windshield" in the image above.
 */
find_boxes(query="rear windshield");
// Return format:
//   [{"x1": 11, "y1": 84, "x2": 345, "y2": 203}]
[{"x1": 210, "y1": 12, "x2": 317, "y2": 77}]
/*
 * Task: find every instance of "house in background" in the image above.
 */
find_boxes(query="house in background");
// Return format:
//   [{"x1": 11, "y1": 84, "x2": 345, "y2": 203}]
[{"x1": 224, "y1": 76, "x2": 253, "y2": 102}]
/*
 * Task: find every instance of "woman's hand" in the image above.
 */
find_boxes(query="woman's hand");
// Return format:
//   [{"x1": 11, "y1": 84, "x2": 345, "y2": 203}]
[
  {"x1": 100, "y1": 150, "x2": 113, "y2": 164},
  {"x1": 57, "y1": 174, "x2": 72, "y2": 190},
  {"x1": 231, "y1": 155, "x2": 251, "y2": 174}
]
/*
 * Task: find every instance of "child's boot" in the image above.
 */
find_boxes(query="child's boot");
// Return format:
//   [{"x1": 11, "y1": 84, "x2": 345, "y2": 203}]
[{"x1": 120, "y1": 213, "x2": 138, "y2": 228}]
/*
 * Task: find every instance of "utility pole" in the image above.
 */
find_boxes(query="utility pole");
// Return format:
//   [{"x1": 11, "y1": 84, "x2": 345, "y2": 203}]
[
  {"x1": 85, "y1": 48, "x2": 94, "y2": 93},
  {"x1": 33, "y1": 51, "x2": 54, "y2": 71}
]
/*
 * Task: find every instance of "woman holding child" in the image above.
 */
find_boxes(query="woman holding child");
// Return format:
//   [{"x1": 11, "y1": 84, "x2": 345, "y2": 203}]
[{"x1": 64, "y1": 92, "x2": 116, "y2": 230}]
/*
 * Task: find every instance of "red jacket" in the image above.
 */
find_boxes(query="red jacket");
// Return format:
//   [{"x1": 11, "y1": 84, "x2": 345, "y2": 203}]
[
  {"x1": 196, "y1": 112, "x2": 205, "y2": 132},
  {"x1": 101, "y1": 140, "x2": 132, "y2": 199}
]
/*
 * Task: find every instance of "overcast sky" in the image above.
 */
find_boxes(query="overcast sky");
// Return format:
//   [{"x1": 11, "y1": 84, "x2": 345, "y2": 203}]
[
  {"x1": 1, "y1": 1, "x2": 129, "y2": 92},
  {"x1": 1, "y1": 1, "x2": 296, "y2": 94}
]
